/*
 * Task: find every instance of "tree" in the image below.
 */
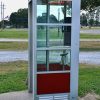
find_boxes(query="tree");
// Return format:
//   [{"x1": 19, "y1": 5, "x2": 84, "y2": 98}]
[
  {"x1": 94, "y1": 20, "x2": 99, "y2": 26},
  {"x1": 49, "y1": 14, "x2": 58, "y2": 23},
  {"x1": 81, "y1": 0, "x2": 100, "y2": 12},
  {"x1": 80, "y1": 13, "x2": 87, "y2": 26},
  {"x1": 10, "y1": 12, "x2": 18, "y2": 27},
  {"x1": 88, "y1": 19, "x2": 94, "y2": 28},
  {"x1": 37, "y1": 14, "x2": 58, "y2": 23},
  {"x1": 10, "y1": 8, "x2": 28, "y2": 28}
]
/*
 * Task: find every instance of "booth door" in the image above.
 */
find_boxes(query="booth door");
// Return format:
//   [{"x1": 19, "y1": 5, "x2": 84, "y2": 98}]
[{"x1": 37, "y1": 0, "x2": 72, "y2": 96}]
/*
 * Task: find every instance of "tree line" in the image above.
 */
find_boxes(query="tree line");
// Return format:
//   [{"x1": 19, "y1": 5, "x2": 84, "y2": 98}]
[
  {"x1": 0, "y1": 0, "x2": 100, "y2": 28},
  {"x1": 0, "y1": 8, "x2": 28, "y2": 28}
]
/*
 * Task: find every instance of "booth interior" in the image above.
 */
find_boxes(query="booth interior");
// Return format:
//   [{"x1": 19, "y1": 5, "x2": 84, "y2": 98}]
[{"x1": 37, "y1": 0, "x2": 72, "y2": 72}]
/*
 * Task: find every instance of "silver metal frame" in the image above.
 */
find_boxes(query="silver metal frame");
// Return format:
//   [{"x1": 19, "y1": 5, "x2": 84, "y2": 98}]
[
  {"x1": 28, "y1": 1, "x2": 33, "y2": 93},
  {"x1": 28, "y1": 0, "x2": 37, "y2": 99},
  {"x1": 37, "y1": 70, "x2": 70, "y2": 74},
  {"x1": 37, "y1": 23, "x2": 71, "y2": 26},
  {"x1": 32, "y1": 0, "x2": 37, "y2": 99},
  {"x1": 70, "y1": 0, "x2": 80, "y2": 99},
  {"x1": 37, "y1": 93, "x2": 70, "y2": 100},
  {"x1": 37, "y1": 46, "x2": 71, "y2": 51},
  {"x1": 28, "y1": 0, "x2": 80, "y2": 99}
]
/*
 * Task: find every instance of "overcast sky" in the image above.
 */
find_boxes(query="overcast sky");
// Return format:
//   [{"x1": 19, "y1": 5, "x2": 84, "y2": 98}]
[{"x1": 0, "y1": 0, "x2": 28, "y2": 20}]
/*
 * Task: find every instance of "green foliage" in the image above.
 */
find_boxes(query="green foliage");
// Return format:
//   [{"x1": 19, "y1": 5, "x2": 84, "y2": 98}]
[
  {"x1": 80, "y1": 13, "x2": 88, "y2": 26},
  {"x1": 94, "y1": 20, "x2": 100, "y2": 26},
  {"x1": 10, "y1": 9, "x2": 28, "y2": 28},
  {"x1": 81, "y1": 0, "x2": 100, "y2": 11},
  {"x1": 88, "y1": 19, "x2": 94, "y2": 27},
  {"x1": 37, "y1": 14, "x2": 58, "y2": 23}
]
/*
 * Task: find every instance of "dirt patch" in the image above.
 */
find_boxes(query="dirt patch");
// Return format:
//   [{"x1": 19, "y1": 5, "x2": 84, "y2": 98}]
[{"x1": 79, "y1": 93, "x2": 100, "y2": 100}]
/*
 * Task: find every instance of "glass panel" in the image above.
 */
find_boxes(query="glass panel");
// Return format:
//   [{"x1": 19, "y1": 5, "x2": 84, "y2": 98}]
[
  {"x1": 37, "y1": 26, "x2": 47, "y2": 47},
  {"x1": 49, "y1": 25, "x2": 71, "y2": 46},
  {"x1": 37, "y1": 0, "x2": 72, "y2": 23},
  {"x1": 37, "y1": 25, "x2": 71, "y2": 47},
  {"x1": 49, "y1": 4, "x2": 72, "y2": 23},
  {"x1": 49, "y1": 50, "x2": 71, "y2": 71},
  {"x1": 37, "y1": 51, "x2": 46, "y2": 72},
  {"x1": 37, "y1": 0, "x2": 47, "y2": 23},
  {"x1": 37, "y1": 49, "x2": 71, "y2": 72}
]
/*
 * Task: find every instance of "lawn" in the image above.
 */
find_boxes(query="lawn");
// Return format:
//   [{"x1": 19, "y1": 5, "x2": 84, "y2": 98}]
[
  {"x1": 0, "y1": 61, "x2": 100, "y2": 96},
  {"x1": 80, "y1": 41, "x2": 100, "y2": 51},
  {"x1": 37, "y1": 28, "x2": 63, "y2": 39},
  {"x1": 79, "y1": 64, "x2": 100, "y2": 96},
  {"x1": 80, "y1": 34, "x2": 100, "y2": 39},
  {"x1": 0, "y1": 41, "x2": 100, "y2": 51},
  {"x1": 0, "y1": 29, "x2": 28, "y2": 39},
  {"x1": 0, "y1": 28, "x2": 100, "y2": 39},
  {"x1": 0, "y1": 61, "x2": 28, "y2": 93},
  {"x1": 81, "y1": 27, "x2": 100, "y2": 30},
  {"x1": 0, "y1": 42, "x2": 28, "y2": 50}
]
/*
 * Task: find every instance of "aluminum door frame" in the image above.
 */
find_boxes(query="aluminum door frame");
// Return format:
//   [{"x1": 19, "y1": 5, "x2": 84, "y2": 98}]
[{"x1": 28, "y1": 0, "x2": 81, "y2": 99}]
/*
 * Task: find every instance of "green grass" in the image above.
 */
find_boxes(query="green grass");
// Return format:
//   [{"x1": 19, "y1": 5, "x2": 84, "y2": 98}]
[
  {"x1": 79, "y1": 64, "x2": 100, "y2": 96},
  {"x1": 81, "y1": 27, "x2": 100, "y2": 30},
  {"x1": 0, "y1": 41, "x2": 100, "y2": 51},
  {"x1": 0, "y1": 42, "x2": 28, "y2": 50},
  {"x1": 0, "y1": 29, "x2": 28, "y2": 39},
  {"x1": 80, "y1": 34, "x2": 100, "y2": 39},
  {"x1": 0, "y1": 61, "x2": 100, "y2": 96},
  {"x1": 0, "y1": 29, "x2": 100, "y2": 39},
  {"x1": 37, "y1": 28, "x2": 63, "y2": 39},
  {"x1": 0, "y1": 61, "x2": 28, "y2": 93},
  {"x1": 0, "y1": 71, "x2": 27, "y2": 93}
]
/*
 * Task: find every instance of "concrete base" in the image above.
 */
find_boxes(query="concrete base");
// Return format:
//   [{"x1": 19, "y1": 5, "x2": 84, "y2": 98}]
[{"x1": 0, "y1": 91, "x2": 32, "y2": 100}]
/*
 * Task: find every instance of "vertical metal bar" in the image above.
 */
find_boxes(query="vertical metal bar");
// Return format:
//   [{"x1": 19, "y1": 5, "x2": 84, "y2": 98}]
[
  {"x1": 46, "y1": 3, "x2": 50, "y2": 71},
  {"x1": 64, "y1": 2, "x2": 67, "y2": 19},
  {"x1": 58, "y1": 8, "x2": 60, "y2": 37},
  {"x1": 70, "y1": 0, "x2": 80, "y2": 99},
  {"x1": 32, "y1": 0, "x2": 37, "y2": 99},
  {"x1": 28, "y1": 1, "x2": 33, "y2": 93},
  {"x1": 63, "y1": 2, "x2": 67, "y2": 71},
  {"x1": 2, "y1": 4, "x2": 4, "y2": 29},
  {"x1": 1, "y1": 2, "x2": 2, "y2": 28}
]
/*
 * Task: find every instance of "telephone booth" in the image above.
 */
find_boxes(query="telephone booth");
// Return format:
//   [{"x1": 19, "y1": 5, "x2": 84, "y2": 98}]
[{"x1": 28, "y1": 0, "x2": 80, "y2": 100}]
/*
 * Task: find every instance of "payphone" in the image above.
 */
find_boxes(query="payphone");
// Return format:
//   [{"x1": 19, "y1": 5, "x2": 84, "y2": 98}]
[{"x1": 28, "y1": 0, "x2": 80, "y2": 100}]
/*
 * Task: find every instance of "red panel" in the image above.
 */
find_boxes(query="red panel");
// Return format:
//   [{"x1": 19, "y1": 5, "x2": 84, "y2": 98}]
[
  {"x1": 37, "y1": 63, "x2": 70, "y2": 71},
  {"x1": 37, "y1": 73, "x2": 70, "y2": 95}
]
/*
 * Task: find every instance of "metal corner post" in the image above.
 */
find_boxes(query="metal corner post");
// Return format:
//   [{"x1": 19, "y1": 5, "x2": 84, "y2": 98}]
[
  {"x1": 28, "y1": 0, "x2": 33, "y2": 93},
  {"x1": 32, "y1": 0, "x2": 37, "y2": 99},
  {"x1": 70, "y1": 0, "x2": 81, "y2": 99},
  {"x1": 28, "y1": 0, "x2": 37, "y2": 99}
]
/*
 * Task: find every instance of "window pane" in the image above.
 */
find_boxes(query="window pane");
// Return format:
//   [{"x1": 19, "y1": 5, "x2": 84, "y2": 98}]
[
  {"x1": 37, "y1": 49, "x2": 71, "y2": 72},
  {"x1": 37, "y1": 26, "x2": 47, "y2": 47},
  {"x1": 49, "y1": 50, "x2": 71, "y2": 71},
  {"x1": 49, "y1": 26, "x2": 71, "y2": 46},
  {"x1": 37, "y1": 25, "x2": 71, "y2": 47},
  {"x1": 37, "y1": 51, "x2": 46, "y2": 72},
  {"x1": 37, "y1": 0, "x2": 47, "y2": 23},
  {"x1": 37, "y1": 0, "x2": 72, "y2": 23}
]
